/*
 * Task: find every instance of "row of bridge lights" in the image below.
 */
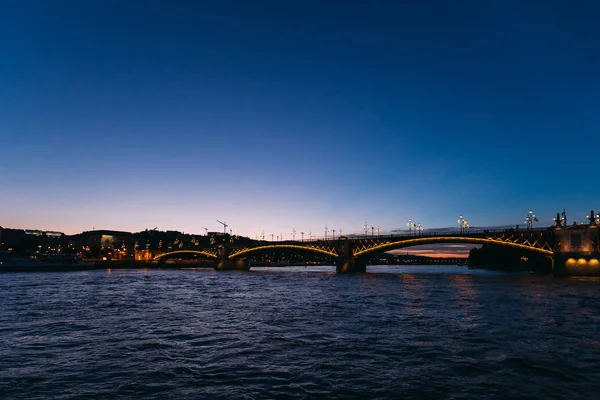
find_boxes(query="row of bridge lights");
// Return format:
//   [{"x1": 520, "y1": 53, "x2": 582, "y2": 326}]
[
  {"x1": 460, "y1": 209, "x2": 548, "y2": 232},
  {"x1": 460, "y1": 209, "x2": 599, "y2": 232},
  {"x1": 135, "y1": 209, "x2": 600, "y2": 256},
  {"x1": 256, "y1": 227, "x2": 348, "y2": 241},
  {"x1": 253, "y1": 208, "x2": 600, "y2": 243},
  {"x1": 461, "y1": 208, "x2": 596, "y2": 233},
  {"x1": 406, "y1": 219, "x2": 424, "y2": 235},
  {"x1": 525, "y1": 208, "x2": 599, "y2": 230},
  {"x1": 552, "y1": 209, "x2": 600, "y2": 226},
  {"x1": 258, "y1": 222, "x2": 409, "y2": 242},
  {"x1": 144, "y1": 208, "x2": 600, "y2": 250},
  {"x1": 227, "y1": 208, "x2": 595, "y2": 245},
  {"x1": 258, "y1": 217, "x2": 462, "y2": 242},
  {"x1": 364, "y1": 222, "x2": 384, "y2": 238}
]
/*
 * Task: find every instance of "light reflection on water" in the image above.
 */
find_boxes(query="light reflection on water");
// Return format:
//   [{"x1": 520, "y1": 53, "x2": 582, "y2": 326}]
[
  {"x1": 252, "y1": 264, "x2": 524, "y2": 275},
  {"x1": 1, "y1": 265, "x2": 599, "y2": 399}
]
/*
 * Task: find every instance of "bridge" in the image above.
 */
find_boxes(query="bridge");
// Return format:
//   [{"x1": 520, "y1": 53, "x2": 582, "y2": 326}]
[
  {"x1": 140, "y1": 228, "x2": 561, "y2": 270},
  {"x1": 134, "y1": 211, "x2": 600, "y2": 276}
]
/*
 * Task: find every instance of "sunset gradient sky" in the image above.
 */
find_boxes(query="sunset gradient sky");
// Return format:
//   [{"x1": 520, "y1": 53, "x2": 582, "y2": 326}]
[{"x1": 1, "y1": 1, "x2": 599, "y2": 241}]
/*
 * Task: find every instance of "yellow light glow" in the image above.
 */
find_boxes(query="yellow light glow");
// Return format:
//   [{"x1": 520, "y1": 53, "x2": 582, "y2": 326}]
[
  {"x1": 565, "y1": 258, "x2": 577, "y2": 268},
  {"x1": 577, "y1": 258, "x2": 587, "y2": 267},
  {"x1": 353, "y1": 236, "x2": 553, "y2": 257},
  {"x1": 589, "y1": 259, "x2": 600, "y2": 268},
  {"x1": 152, "y1": 249, "x2": 219, "y2": 260},
  {"x1": 232, "y1": 244, "x2": 337, "y2": 259}
]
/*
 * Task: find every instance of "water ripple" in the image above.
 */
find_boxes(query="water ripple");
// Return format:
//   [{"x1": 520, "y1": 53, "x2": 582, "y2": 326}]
[{"x1": 1, "y1": 267, "x2": 600, "y2": 399}]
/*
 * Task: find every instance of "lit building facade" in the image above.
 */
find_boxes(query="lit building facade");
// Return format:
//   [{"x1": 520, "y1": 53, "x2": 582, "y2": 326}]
[{"x1": 554, "y1": 222, "x2": 600, "y2": 275}]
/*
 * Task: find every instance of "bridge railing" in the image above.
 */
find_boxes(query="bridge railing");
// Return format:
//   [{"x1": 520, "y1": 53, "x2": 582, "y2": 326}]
[
  {"x1": 150, "y1": 227, "x2": 553, "y2": 251},
  {"x1": 248, "y1": 227, "x2": 552, "y2": 243}
]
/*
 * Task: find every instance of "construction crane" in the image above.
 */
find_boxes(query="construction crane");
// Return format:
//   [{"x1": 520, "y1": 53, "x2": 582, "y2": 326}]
[
  {"x1": 202, "y1": 227, "x2": 208, "y2": 236},
  {"x1": 216, "y1": 220, "x2": 228, "y2": 235}
]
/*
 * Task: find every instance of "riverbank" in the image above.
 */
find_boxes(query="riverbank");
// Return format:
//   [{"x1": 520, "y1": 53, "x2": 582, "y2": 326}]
[{"x1": 0, "y1": 260, "x2": 216, "y2": 272}]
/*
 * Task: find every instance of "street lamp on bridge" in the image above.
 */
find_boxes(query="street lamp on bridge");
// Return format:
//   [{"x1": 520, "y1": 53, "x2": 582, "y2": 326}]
[
  {"x1": 301, "y1": 231, "x2": 305, "y2": 241},
  {"x1": 525, "y1": 210, "x2": 538, "y2": 231},
  {"x1": 376, "y1": 226, "x2": 382, "y2": 237},
  {"x1": 324, "y1": 225, "x2": 329, "y2": 241},
  {"x1": 332, "y1": 229, "x2": 336, "y2": 240},
  {"x1": 292, "y1": 228, "x2": 296, "y2": 240},
  {"x1": 364, "y1": 222, "x2": 369, "y2": 238},
  {"x1": 416, "y1": 223, "x2": 424, "y2": 235},
  {"x1": 457, "y1": 215, "x2": 465, "y2": 233},
  {"x1": 407, "y1": 219, "x2": 414, "y2": 235}
]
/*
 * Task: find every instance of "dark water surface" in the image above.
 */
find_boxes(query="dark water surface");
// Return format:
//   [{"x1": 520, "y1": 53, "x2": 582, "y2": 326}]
[{"x1": 1, "y1": 266, "x2": 600, "y2": 399}]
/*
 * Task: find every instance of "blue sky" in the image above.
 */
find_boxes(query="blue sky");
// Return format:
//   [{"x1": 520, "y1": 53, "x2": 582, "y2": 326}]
[{"x1": 1, "y1": 1, "x2": 599, "y2": 237}]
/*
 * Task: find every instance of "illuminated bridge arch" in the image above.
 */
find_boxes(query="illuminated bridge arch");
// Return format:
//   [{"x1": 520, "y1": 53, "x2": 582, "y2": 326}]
[
  {"x1": 153, "y1": 249, "x2": 219, "y2": 260},
  {"x1": 229, "y1": 244, "x2": 338, "y2": 259},
  {"x1": 353, "y1": 236, "x2": 554, "y2": 258}
]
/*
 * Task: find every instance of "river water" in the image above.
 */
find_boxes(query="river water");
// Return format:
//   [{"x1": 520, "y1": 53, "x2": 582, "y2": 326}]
[{"x1": 1, "y1": 265, "x2": 600, "y2": 399}]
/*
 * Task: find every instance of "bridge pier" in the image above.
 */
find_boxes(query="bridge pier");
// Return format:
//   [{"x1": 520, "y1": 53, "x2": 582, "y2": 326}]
[
  {"x1": 553, "y1": 252, "x2": 600, "y2": 276},
  {"x1": 215, "y1": 258, "x2": 250, "y2": 270},
  {"x1": 553, "y1": 219, "x2": 600, "y2": 276},
  {"x1": 336, "y1": 256, "x2": 366, "y2": 273},
  {"x1": 214, "y1": 244, "x2": 250, "y2": 271},
  {"x1": 336, "y1": 238, "x2": 366, "y2": 273}
]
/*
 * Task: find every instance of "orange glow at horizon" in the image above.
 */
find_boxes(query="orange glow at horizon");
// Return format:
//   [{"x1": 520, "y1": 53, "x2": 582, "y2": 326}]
[
  {"x1": 394, "y1": 250, "x2": 469, "y2": 258},
  {"x1": 388, "y1": 244, "x2": 480, "y2": 258}
]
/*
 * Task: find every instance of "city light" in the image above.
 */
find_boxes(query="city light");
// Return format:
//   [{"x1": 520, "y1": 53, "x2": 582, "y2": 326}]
[
  {"x1": 457, "y1": 216, "x2": 469, "y2": 233},
  {"x1": 524, "y1": 210, "x2": 538, "y2": 231},
  {"x1": 2, "y1": 206, "x2": 597, "y2": 272},
  {"x1": 416, "y1": 223, "x2": 424, "y2": 235},
  {"x1": 457, "y1": 215, "x2": 464, "y2": 233}
]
